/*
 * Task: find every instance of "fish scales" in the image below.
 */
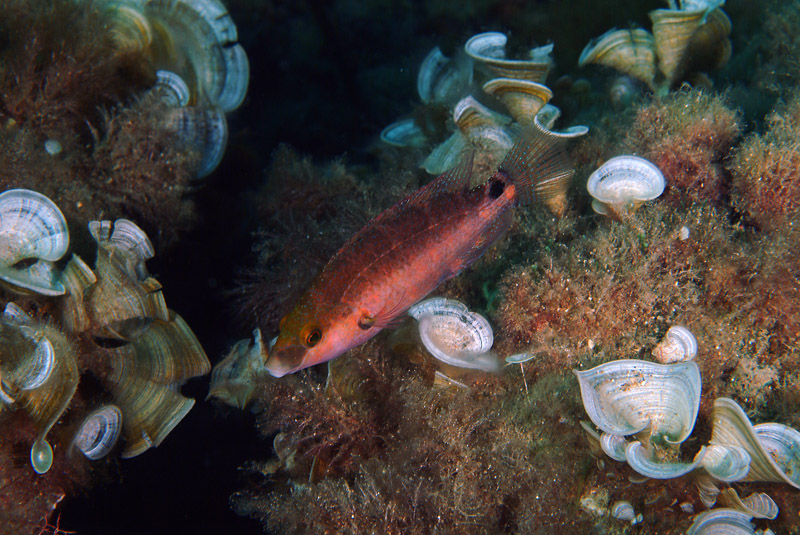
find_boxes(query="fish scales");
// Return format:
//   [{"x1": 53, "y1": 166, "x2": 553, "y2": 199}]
[
  {"x1": 313, "y1": 175, "x2": 515, "y2": 320},
  {"x1": 266, "y1": 124, "x2": 574, "y2": 377}
]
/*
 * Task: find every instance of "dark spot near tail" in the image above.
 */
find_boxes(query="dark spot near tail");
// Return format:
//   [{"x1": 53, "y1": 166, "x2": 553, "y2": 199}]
[{"x1": 489, "y1": 177, "x2": 506, "y2": 199}]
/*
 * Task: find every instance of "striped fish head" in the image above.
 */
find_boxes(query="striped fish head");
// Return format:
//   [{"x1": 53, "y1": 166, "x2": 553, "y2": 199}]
[{"x1": 265, "y1": 302, "x2": 365, "y2": 377}]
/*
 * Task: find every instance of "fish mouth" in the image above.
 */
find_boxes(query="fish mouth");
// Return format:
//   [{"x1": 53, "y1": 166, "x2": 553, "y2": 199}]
[{"x1": 265, "y1": 344, "x2": 307, "y2": 378}]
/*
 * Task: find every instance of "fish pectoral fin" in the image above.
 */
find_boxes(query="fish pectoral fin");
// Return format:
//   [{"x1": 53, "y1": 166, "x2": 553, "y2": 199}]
[{"x1": 359, "y1": 293, "x2": 410, "y2": 330}]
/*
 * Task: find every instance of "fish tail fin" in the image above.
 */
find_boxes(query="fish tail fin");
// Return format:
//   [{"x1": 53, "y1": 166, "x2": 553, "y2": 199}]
[{"x1": 498, "y1": 121, "x2": 579, "y2": 211}]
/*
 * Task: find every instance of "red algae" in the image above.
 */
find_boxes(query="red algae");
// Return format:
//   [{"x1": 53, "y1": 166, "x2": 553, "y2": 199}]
[
  {"x1": 729, "y1": 94, "x2": 800, "y2": 233},
  {"x1": 623, "y1": 90, "x2": 742, "y2": 206}
]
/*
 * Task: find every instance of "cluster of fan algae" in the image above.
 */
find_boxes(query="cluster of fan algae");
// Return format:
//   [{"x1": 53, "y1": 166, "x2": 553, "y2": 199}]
[{"x1": 0, "y1": 190, "x2": 210, "y2": 532}]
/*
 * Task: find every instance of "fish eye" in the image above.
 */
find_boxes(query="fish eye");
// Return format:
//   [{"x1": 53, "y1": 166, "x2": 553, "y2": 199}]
[{"x1": 305, "y1": 328, "x2": 322, "y2": 348}]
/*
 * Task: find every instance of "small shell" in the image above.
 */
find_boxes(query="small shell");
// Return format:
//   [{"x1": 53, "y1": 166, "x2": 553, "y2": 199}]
[
  {"x1": 14, "y1": 326, "x2": 55, "y2": 391},
  {"x1": 653, "y1": 325, "x2": 698, "y2": 363},
  {"x1": 752, "y1": 422, "x2": 800, "y2": 486},
  {"x1": 71, "y1": 405, "x2": 123, "y2": 460},
  {"x1": 421, "y1": 96, "x2": 514, "y2": 176},
  {"x1": 163, "y1": 106, "x2": 229, "y2": 178},
  {"x1": 578, "y1": 28, "x2": 657, "y2": 89},
  {"x1": 710, "y1": 398, "x2": 800, "y2": 488},
  {"x1": 608, "y1": 76, "x2": 641, "y2": 110},
  {"x1": 700, "y1": 444, "x2": 751, "y2": 482},
  {"x1": 610, "y1": 501, "x2": 642, "y2": 524},
  {"x1": 683, "y1": 8, "x2": 732, "y2": 74},
  {"x1": 3, "y1": 301, "x2": 32, "y2": 323},
  {"x1": 44, "y1": 139, "x2": 62, "y2": 156},
  {"x1": 207, "y1": 328, "x2": 268, "y2": 409},
  {"x1": 482, "y1": 78, "x2": 552, "y2": 124},
  {"x1": 326, "y1": 352, "x2": 374, "y2": 403},
  {"x1": 686, "y1": 509, "x2": 755, "y2": 535},
  {"x1": 153, "y1": 70, "x2": 191, "y2": 107},
  {"x1": 718, "y1": 488, "x2": 778, "y2": 520},
  {"x1": 465, "y1": 32, "x2": 552, "y2": 83},
  {"x1": 626, "y1": 440, "x2": 706, "y2": 479},
  {"x1": 380, "y1": 118, "x2": 427, "y2": 148},
  {"x1": 417, "y1": 47, "x2": 471, "y2": 105},
  {"x1": 586, "y1": 155, "x2": 665, "y2": 218},
  {"x1": 573, "y1": 359, "x2": 701, "y2": 443},
  {"x1": 453, "y1": 96, "x2": 513, "y2": 139},
  {"x1": 410, "y1": 297, "x2": 498, "y2": 372},
  {"x1": 213, "y1": 43, "x2": 250, "y2": 112}
]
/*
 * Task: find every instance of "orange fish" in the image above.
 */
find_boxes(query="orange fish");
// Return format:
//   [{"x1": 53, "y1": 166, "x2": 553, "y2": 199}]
[{"x1": 265, "y1": 123, "x2": 575, "y2": 377}]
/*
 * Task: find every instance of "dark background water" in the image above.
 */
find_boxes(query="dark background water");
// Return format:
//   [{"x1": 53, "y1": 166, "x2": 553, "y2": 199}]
[{"x1": 58, "y1": 0, "x2": 762, "y2": 532}]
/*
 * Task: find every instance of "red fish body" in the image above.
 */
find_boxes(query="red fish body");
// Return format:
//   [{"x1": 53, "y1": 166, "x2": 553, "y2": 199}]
[{"x1": 265, "y1": 125, "x2": 574, "y2": 377}]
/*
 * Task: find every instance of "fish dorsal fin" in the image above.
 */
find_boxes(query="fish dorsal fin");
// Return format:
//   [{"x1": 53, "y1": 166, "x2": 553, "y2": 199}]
[
  {"x1": 358, "y1": 287, "x2": 410, "y2": 330},
  {"x1": 335, "y1": 151, "x2": 476, "y2": 251},
  {"x1": 407, "y1": 150, "x2": 475, "y2": 205}
]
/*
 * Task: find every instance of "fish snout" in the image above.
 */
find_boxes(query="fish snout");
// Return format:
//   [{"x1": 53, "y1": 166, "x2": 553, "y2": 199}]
[{"x1": 265, "y1": 343, "x2": 307, "y2": 377}]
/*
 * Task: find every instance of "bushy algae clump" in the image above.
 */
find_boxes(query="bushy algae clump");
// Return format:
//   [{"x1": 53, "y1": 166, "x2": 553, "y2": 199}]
[{"x1": 0, "y1": 0, "x2": 198, "y2": 248}]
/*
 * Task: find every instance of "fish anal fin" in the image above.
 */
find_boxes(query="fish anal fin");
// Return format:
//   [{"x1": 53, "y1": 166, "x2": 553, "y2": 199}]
[{"x1": 448, "y1": 209, "x2": 514, "y2": 279}]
